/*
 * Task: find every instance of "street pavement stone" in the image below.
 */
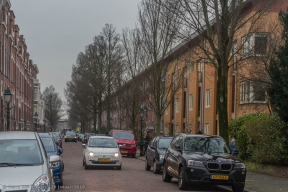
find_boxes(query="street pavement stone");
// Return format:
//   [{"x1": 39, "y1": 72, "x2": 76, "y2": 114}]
[{"x1": 59, "y1": 141, "x2": 288, "y2": 192}]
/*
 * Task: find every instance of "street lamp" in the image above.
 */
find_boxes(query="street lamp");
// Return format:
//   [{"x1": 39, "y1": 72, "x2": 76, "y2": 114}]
[
  {"x1": 139, "y1": 107, "x2": 145, "y2": 156},
  {"x1": 3, "y1": 87, "x2": 13, "y2": 131},
  {"x1": 34, "y1": 112, "x2": 38, "y2": 132}
]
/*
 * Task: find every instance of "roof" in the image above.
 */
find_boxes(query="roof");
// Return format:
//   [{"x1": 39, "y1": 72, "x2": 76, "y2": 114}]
[
  {"x1": 38, "y1": 133, "x2": 53, "y2": 138},
  {"x1": 111, "y1": 129, "x2": 133, "y2": 133},
  {"x1": 89, "y1": 136, "x2": 113, "y2": 139},
  {"x1": 0, "y1": 131, "x2": 37, "y2": 140},
  {"x1": 182, "y1": 134, "x2": 222, "y2": 139}
]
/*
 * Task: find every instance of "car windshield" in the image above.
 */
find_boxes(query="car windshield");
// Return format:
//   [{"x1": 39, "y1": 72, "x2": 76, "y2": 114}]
[
  {"x1": 40, "y1": 138, "x2": 56, "y2": 152},
  {"x1": 66, "y1": 132, "x2": 76, "y2": 136},
  {"x1": 88, "y1": 138, "x2": 118, "y2": 148},
  {"x1": 113, "y1": 132, "x2": 134, "y2": 140},
  {"x1": 158, "y1": 138, "x2": 173, "y2": 149},
  {"x1": 0, "y1": 139, "x2": 43, "y2": 166},
  {"x1": 184, "y1": 137, "x2": 230, "y2": 154}
]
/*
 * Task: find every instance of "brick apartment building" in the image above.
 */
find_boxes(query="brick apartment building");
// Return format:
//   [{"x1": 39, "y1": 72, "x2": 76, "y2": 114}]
[
  {"x1": 0, "y1": 0, "x2": 41, "y2": 131},
  {"x1": 103, "y1": 0, "x2": 288, "y2": 137}
]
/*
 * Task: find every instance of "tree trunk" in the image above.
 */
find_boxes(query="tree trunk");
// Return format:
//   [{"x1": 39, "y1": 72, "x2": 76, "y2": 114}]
[
  {"x1": 156, "y1": 113, "x2": 161, "y2": 135},
  {"x1": 98, "y1": 103, "x2": 102, "y2": 134},
  {"x1": 93, "y1": 108, "x2": 97, "y2": 133},
  {"x1": 217, "y1": 65, "x2": 229, "y2": 143}
]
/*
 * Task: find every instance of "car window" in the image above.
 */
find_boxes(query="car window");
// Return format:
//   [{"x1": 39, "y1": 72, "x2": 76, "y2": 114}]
[
  {"x1": 66, "y1": 131, "x2": 76, "y2": 136},
  {"x1": 178, "y1": 136, "x2": 183, "y2": 149},
  {"x1": 88, "y1": 138, "x2": 118, "y2": 148},
  {"x1": 153, "y1": 137, "x2": 159, "y2": 147},
  {"x1": 0, "y1": 139, "x2": 43, "y2": 165},
  {"x1": 113, "y1": 132, "x2": 134, "y2": 140},
  {"x1": 158, "y1": 138, "x2": 173, "y2": 149},
  {"x1": 40, "y1": 138, "x2": 56, "y2": 152},
  {"x1": 184, "y1": 137, "x2": 230, "y2": 154},
  {"x1": 149, "y1": 137, "x2": 156, "y2": 147},
  {"x1": 170, "y1": 136, "x2": 179, "y2": 149}
]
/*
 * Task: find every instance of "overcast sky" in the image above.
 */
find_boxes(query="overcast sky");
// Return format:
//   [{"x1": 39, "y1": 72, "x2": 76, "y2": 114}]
[{"x1": 10, "y1": 0, "x2": 140, "y2": 107}]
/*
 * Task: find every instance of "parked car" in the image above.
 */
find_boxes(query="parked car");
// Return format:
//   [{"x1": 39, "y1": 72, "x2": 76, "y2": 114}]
[
  {"x1": 162, "y1": 134, "x2": 246, "y2": 192},
  {"x1": 145, "y1": 136, "x2": 173, "y2": 174},
  {"x1": 65, "y1": 131, "x2": 77, "y2": 142},
  {"x1": 82, "y1": 133, "x2": 95, "y2": 144},
  {"x1": 82, "y1": 136, "x2": 122, "y2": 170},
  {"x1": 38, "y1": 133, "x2": 64, "y2": 188},
  {"x1": 52, "y1": 133, "x2": 62, "y2": 148},
  {"x1": 108, "y1": 129, "x2": 137, "y2": 158},
  {"x1": 0, "y1": 131, "x2": 56, "y2": 191}
]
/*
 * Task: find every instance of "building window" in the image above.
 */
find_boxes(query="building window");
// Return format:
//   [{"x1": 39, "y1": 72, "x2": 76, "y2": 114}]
[
  {"x1": 165, "y1": 107, "x2": 168, "y2": 114},
  {"x1": 189, "y1": 94, "x2": 193, "y2": 110},
  {"x1": 176, "y1": 98, "x2": 179, "y2": 113},
  {"x1": 232, "y1": 43, "x2": 237, "y2": 71},
  {"x1": 243, "y1": 33, "x2": 268, "y2": 58},
  {"x1": 206, "y1": 89, "x2": 211, "y2": 108},
  {"x1": 240, "y1": 81, "x2": 266, "y2": 103},
  {"x1": 189, "y1": 62, "x2": 194, "y2": 72},
  {"x1": 204, "y1": 124, "x2": 210, "y2": 135}
]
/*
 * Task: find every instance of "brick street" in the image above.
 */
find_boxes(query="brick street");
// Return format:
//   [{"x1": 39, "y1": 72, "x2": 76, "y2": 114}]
[{"x1": 60, "y1": 141, "x2": 232, "y2": 192}]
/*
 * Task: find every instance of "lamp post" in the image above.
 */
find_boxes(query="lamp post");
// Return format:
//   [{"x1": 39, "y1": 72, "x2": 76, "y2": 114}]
[
  {"x1": 43, "y1": 119, "x2": 46, "y2": 133},
  {"x1": 3, "y1": 87, "x2": 13, "y2": 131},
  {"x1": 34, "y1": 112, "x2": 38, "y2": 132},
  {"x1": 139, "y1": 107, "x2": 145, "y2": 156}
]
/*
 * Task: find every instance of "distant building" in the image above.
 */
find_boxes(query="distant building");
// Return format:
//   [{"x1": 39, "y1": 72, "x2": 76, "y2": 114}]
[{"x1": 57, "y1": 119, "x2": 69, "y2": 132}]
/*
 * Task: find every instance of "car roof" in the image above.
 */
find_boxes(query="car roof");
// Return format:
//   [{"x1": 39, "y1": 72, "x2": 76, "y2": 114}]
[
  {"x1": 38, "y1": 133, "x2": 53, "y2": 138},
  {"x1": 89, "y1": 136, "x2": 114, "y2": 139},
  {"x1": 158, "y1": 136, "x2": 174, "y2": 139},
  {"x1": 183, "y1": 134, "x2": 222, "y2": 139},
  {"x1": 111, "y1": 129, "x2": 132, "y2": 133},
  {"x1": 0, "y1": 131, "x2": 37, "y2": 140}
]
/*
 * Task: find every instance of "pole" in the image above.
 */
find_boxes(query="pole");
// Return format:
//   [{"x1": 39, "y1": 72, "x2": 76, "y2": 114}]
[
  {"x1": 7, "y1": 102, "x2": 10, "y2": 131},
  {"x1": 140, "y1": 116, "x2": 144, "y2": 156}
]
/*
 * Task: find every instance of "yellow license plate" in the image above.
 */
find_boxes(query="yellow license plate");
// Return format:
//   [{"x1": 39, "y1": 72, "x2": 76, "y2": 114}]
[
  {"x1": 121, "y1": 150, "x2": 128, "y2": 153},
  {"x1": 211, "y1": 175, "x2": 229, "y2": 180},
  {"x1": 99, "y1": 158, "x2": 110, "y2": 162}
]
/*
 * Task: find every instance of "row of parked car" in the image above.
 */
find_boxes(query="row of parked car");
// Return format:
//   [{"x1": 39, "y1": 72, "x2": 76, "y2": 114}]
[
  {"x1": 144, "y1": 134, "x2": 246, "y2": 192},
  {"x1": 0, "y1": 131, "x2": 65, "y2": 191}
]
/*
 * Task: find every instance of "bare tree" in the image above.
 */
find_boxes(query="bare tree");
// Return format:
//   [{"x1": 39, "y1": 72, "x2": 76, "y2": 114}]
[
  {"x1": 162, "y1": 0, "x2": 276, "y2": 142},
  {"x1": 42, "y1": 85, "x2": 63, "y2": 130},
  {"x1": 138, "y1": 0, "x2": 182, "y2": 134}
]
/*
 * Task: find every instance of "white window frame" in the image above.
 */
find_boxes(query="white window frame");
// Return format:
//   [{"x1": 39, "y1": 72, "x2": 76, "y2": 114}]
[
  {"x1": 240, "y1": 81, "x2": 266, "y2": 104},
  {"x1": 189, "y1": 62, "x2": 194, "y2": 72},
  {"x1": 242, "y1": 33, "x2": 268, "y2": 58},
  {"x1": 176, "y1": 98, "x2": 179, "y2": 113},
  {"x1": 205, "y1": 89, "x2": 211, "y2": 108},
  {"x1": 189, "y1": 94, "x2": 193, "y2": 110},
  {"x1": 205, "y1": 124, "x2": 210, "y2": 135}
]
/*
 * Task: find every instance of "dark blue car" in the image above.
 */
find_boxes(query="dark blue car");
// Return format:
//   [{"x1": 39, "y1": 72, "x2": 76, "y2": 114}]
[{"x1": 39, "y1": 133, "x2": 64, "y2": 188}]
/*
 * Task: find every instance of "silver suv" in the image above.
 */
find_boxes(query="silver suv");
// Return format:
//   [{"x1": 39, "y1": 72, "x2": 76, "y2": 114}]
[{"x1": 0, "y1": 131, "x2": 58, "y2": 191}]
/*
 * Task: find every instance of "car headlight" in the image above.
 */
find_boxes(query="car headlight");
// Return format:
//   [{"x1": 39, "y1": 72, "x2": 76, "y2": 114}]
[
  {"x1": 187, "y1": 160, "x2": 204, "y2": 167},
  {"x1": 88, "y1": 152, "x2": 94, "y2": 159},
  {"x1": 234, "y1": 163, "x2": 245, "y2": 169},
  {"x1": 31, "y1": 175, "x2": 50, "y2": 192},
  {"x1": 159, "y1": 155, "x2": 164, "y2": 160},
  {"x1": 115, "y1": 152, "x2": 119, "y2": 158},
  {"x1": 50, "y1": 161, "x2": 60, "y2": 168}
]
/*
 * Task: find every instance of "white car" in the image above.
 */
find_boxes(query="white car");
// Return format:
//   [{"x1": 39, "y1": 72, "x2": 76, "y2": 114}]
[
  {"x1": 82, "y1": 136, "x2": 122, "y2": 170},
  {"x1": 0, "y1": 131, "x2": 56, "y2": 192}
]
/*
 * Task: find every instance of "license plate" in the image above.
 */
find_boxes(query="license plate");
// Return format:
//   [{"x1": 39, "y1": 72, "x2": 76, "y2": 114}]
[
  {"x1": 99, "y1": 158, "x2": 110, "y2": 162},
  {"x1": 210, "y1": 175, "x2": 229, "y2": 180},
  {"x1": 121, "y1": 150, "x2": 128, "y2": 153}
]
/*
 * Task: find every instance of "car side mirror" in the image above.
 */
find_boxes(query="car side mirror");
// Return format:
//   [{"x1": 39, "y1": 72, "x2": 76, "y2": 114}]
[
  {"x1": 232, "y1": 149, "x2": 239, "y2": 155},
  {"x1": 175, "y1": 145, "x2": 181, "y2": 152},
  {"x1": 150, "y1": 146, "x2": 155, "y2": 150},
  {"x1": 82, "y1": 144, "x2": 86, "y2": 148}
]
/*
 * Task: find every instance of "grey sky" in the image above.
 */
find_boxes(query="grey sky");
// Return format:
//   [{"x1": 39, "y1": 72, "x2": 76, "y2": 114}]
[{"x1": 10, "y1": 0, "x2": 140, "y2": 105}]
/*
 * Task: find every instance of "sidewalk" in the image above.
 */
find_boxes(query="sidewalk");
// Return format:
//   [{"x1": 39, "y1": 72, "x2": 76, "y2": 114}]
[{"x1": 135, "y1": 150, "x2": 288, "y2": 192}]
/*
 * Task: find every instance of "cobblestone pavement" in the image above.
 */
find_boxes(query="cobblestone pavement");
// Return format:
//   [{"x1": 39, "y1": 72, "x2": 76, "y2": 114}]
[{"x1": 60, "y1": 141, "x2": 233, "y2": 192}]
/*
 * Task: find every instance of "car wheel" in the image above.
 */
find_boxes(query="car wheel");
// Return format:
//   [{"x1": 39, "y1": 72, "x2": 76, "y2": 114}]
[
  {"x1": 131, "y1": 154, "x2": 136, "y2": 158},
  {"x1": 153, "y1": 160, "x2": 160, "y2": 174},
  {"x1": 84, "y1": 159, "x2": 89, "y2": 170},
  {"x1": 117, "y1": 165, "x2": 122, "y2": 170},
  {"x1": 178, "y1": 167, "x2": 188, "y2": 190},
  {"x1": 162, "y1": 162, "x2": 172, "y2": 182},
  {"x1": 83, "y1": 158, "x2": 85, "y2": 167},
  {"x1": 232, "y1": 185, "x2": 245, "y2": 192},
  {"x1": 145, "y1": 158, "x2": 151, "y2": 171}
]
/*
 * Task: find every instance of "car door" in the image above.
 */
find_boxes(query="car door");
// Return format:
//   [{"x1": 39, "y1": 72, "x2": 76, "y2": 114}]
[
  {"x1": 174, "y1": 136, "x2": 183, "y2": 177},
  {"x1": 147, "y1": 137, "x2": 156, "y2": 166},
  {"x1": 150, "y1": 137, "x2": 158, "y2": 162},
  {"x1": 167, "y1": 136, "x2": 179, "y2": 177}
]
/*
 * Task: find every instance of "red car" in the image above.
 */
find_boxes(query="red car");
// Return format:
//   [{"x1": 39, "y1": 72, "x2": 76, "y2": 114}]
[{"x1": 108, "y1": 130, "x2": 137, "y2": 158}]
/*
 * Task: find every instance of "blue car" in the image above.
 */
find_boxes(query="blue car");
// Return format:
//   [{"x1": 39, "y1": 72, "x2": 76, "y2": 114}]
[{"x1": 39, "y1": 133, "x2": 64, "y2": 188}]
